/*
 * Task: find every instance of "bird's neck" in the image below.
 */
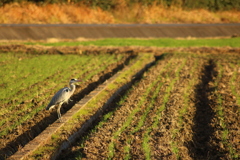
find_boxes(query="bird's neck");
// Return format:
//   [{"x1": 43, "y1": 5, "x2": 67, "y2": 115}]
[{"x1": 69, "y1": 83, "x2": 76, "y2": 92}]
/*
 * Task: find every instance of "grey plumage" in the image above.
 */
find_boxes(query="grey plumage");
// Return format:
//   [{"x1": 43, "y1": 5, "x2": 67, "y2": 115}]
[{"x1": 46, "y1": 79, "x2": 81, "y2": 122}]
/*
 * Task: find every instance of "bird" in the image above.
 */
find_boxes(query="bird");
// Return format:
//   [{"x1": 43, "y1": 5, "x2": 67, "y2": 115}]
[{"x1": 46, "y1": 78, "x2": 81, "y2": 122}]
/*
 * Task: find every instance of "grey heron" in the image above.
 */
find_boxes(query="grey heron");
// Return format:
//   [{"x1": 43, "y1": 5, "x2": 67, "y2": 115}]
[{"x1": 46, "y1": 78, "x2": 81, "y2": 122}]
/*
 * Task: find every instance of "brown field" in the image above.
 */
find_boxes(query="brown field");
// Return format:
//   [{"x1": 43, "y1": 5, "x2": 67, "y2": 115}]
[
  {"x1": 1, "y1": 46, "x2": 239, "y2": 159},
  {"x1": 0, "y1": 2, "x2": 239, "y2": 24}
]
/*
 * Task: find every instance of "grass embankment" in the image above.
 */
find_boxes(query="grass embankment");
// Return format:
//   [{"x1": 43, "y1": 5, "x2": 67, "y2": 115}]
[
  {"x1": 0, "y1": 53, "x2": 123, "y2": 139},
  {"x1": 0, "y1": 2, "x2": 239, "y2": 24},
  {"x1": 25, "y1": 53, "x2": 154, "y2": 159},
  {"x1": 25, "y1": 37, "x2": 240, "y2": 47}
]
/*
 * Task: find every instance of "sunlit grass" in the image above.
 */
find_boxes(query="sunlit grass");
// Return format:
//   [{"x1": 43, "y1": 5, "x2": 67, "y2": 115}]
[
  {"x1": 0, "y1": 53, "x2": 123, "y2": 138},
  {"x1": 24, "y1": 37, "x2": 240, "y2": 47}
]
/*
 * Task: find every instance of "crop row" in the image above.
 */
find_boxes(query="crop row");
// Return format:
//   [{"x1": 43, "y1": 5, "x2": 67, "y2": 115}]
[{"x1": 210, "y1": 57, "x2": 240, "y2": 159}]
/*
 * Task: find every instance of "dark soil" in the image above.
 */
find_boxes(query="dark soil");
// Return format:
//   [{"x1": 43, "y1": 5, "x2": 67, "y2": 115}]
[{"x1": 186, "y1": 59, "x2": 227, "y2": 159}]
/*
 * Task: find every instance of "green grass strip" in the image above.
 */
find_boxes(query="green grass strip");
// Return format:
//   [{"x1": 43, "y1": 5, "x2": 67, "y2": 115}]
[
  {"x1": 141, "y1": 81, "x2": 164, "y2": 160},
  {"x1": 0, "y1": 52, "x2": 35, "y2": 64},
  {"x1": 170, "y1": 56, "x2": 199, "y2": 159},
  {"x1": 178, "y1": 57, "x2": 198, "y2": 126},
  {"x1": 0, "y1": 54, "x2": 88, "y2": 102},
  {"x1": 1, "y1": 53, "x2": 115, "y2": 109},
  {"x1": 23, "y1": 37, "x2": 240, "y2": 47},
  {"x1": 230, "y1": 62, "x2": 240, "y2": 108},
  {"x1": 163, "y1": 58, "x2": 187, "y2": 159}
]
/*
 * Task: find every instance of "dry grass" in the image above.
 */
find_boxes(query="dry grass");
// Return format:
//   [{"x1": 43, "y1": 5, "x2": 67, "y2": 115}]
[
  {"x1": 0, "y1": 2, "x2": 239, "y2": 24},
  {"x1": 0, "y1": 2, "x2": 114, "y2": 24}
]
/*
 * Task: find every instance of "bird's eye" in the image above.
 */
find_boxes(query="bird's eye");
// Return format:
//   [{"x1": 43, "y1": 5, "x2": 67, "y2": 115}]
[{"x1": 71, "y1": 79, "x2": 75, "y2": 81}]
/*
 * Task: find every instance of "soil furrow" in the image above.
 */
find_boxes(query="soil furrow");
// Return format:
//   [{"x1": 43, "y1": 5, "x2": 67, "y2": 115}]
[{"x1": 187, "y1": 59, "x2": 227, "y2": 159}]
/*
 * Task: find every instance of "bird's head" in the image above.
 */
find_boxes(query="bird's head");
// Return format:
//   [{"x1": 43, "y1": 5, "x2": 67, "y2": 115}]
[{"x1": 70, "y1": 78, "x2": 81, "y2": 84}]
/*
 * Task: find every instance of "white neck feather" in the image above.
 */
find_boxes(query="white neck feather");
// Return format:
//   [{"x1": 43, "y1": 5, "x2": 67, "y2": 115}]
[{"x1": 69, "y1": 83, "x2": 76, "y2": 93}]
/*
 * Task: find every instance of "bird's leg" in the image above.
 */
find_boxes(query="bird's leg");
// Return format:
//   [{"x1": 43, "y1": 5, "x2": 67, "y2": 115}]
[{"x1": 57, "y1": 103, "x2": 63, "y2": 122}]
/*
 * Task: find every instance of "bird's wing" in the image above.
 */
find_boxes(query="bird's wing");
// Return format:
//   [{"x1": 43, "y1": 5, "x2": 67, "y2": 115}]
[{"x1": 46, "y1": 87, "x2": 70, "y2": 110}]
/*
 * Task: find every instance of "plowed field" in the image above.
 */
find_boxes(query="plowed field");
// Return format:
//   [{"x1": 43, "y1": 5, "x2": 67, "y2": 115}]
[
  {"x1": 1, "y1": 46, "x2": 240, "y2": 160},
  {"x1": 60, "y1": 52, "x2": 240, "y2": 160}
]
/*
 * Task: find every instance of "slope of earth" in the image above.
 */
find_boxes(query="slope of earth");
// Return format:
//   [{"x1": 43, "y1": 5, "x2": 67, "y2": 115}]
[
  {"x1": 61, "y1": 52, "x2": 240, "y2": 159},
  {"x1": 1, "y1": 24, "x2": 240, "y2": 40}
]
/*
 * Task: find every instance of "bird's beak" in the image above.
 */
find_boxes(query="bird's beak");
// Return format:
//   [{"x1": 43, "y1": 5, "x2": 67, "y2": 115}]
[{"x1": 76, "y1": 80, "x2": 82, "y2": 82}]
